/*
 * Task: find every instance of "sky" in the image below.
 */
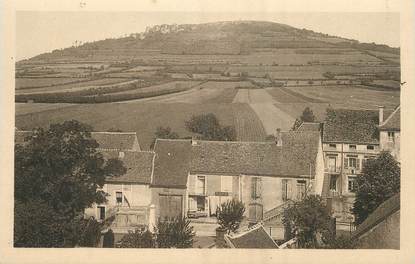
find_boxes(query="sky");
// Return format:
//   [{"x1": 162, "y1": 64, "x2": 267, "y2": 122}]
[{"x1": 16, "y1": 12, "x2": 400, "y2": 61}]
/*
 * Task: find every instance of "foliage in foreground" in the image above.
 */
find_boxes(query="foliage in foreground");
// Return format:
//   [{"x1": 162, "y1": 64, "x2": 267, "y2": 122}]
[
  {"x1": 352, "y1": 151, "x2": 400, "y2": 225},
  {"x1": 282, "y1": 195, "x2": 333, "y2": 248},
  {"x1": 216, "y1": 199, "x2": 246, "y2": 234},
  {"x1": 14, "y1": 120, "x2": 126, "y2": 247},
  {"x1": 117, "y1": 217, "x2": 195, "y2": 248}
]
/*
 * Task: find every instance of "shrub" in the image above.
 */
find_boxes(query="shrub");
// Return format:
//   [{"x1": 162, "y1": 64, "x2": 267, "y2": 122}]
[
  {"x1": 216, "y1": 199, "x2": 246, "y2": 234},
  {"x1": 103, "y1": 229, "x2": 115, "y2": 248},
  {"x1": 156, "y1": 217, "x2": 195, "y2": 248},
  {"x1": 117, "y1": 228, "x2": 155, "y2": 248}
]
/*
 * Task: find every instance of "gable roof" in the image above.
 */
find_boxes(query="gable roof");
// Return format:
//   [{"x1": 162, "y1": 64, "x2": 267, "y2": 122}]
[
  {"x1": 151, "y1": 131, "x2": 321, "y2": 188},
  {"x1": 225, "y1": 224, "x2": 279, "y2": 249},
  {"x1": 151, "y1": 139, "x2": 192, "y2": 188},
  {"x1": 102, "y1": 150, "x2": 154, "y2": 184},
  {"x1": 297, "y1": 122, "x2": 322, "y2": 132},
  {"x1": 353, "y1": 193, "x2": 400, "y2": 239},
  {"x1": 323, "y1": 109, "x2": 379, "y2": 144},
  {"x1": 379, "y1": 105, "x2": 400, "y2": 131},
  {"x1": 90, "y1": 132, "x2": 140, "y2": 151},
  {"x1": 15, "y1": 130, "x2": 139, "y2": 151},
  {"x1": 191, "y1": 131, "x2": 320, "y2": 177}
]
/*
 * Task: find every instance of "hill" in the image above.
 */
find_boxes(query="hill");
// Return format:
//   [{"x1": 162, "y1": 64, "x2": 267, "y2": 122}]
[{"x1": 19, "y1": 20, "x2": 399, "y2": 64}]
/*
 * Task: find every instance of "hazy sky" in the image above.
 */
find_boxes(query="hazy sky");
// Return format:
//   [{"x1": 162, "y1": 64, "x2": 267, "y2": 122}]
[{"x1": 16, "y1": 12, "x2": 400, "y2": 61}]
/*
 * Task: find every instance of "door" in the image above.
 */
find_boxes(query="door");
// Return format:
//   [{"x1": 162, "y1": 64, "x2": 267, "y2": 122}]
[{"x1": 159, "y1": 194, "x2": 183, "y2": 219}]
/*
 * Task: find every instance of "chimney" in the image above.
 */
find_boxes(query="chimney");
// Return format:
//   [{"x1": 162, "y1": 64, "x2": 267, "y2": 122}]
[
  {"x1": 191, "y1": 137, "x2": 197, "y2": 146},
  {"x1": 378, "y1": 106, "x2": 385, "y2": 125},
  {"x1": 275, "y1": 128, "x2": 282, "y2": 146}
]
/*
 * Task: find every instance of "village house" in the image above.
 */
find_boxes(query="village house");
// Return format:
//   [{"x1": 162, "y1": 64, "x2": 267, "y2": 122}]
[
  {"x1": 14, "y1": 129, "x2": 326, "y2": 240},
  {"x1": 15, "y1": 130, "x2": 157, "y2": 234},
  {"x1": 298, "y1": 106, "x2": 400, "y2": 232},
  {"x1": 151, "y1": 130, "x2": 325, "y2": 240}
]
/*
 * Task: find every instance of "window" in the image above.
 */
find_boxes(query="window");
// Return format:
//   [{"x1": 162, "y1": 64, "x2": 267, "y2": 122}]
[
  {"x1": 251, "y1": 177, "x2": 261, "y2": 200},
  {"x1": 348, "y1": 176, "x2": 357, "y2": 192},
  {"x1": 330, "y1": 175, "x2": 337, "y2": 191},
  {"x1": 327, "y1": 156, "x2": 337, "y2": 172},
  {"x1": 282, "y1": 179, "x2": 289, "y2": 201},
  {"x1": 349, "y1": 157, "x2": 357, "y2": 168},
  {"x1": 221, "y1": 176, "x2": 233, "y2": 192},
  {"x1": 196, "y1": 176, "x2": 205, "y2": 194},
  {"x1": 367, "y1": 145, "x2": 375, "y2": 150},
  {"x1": 388, "y1": 132, "x2": 395, "y2": 142},
  {"x1": 116, "y1": 191, "x2": 123, "y2": 204},
  {"x1": 329, "y1": 144, "x2": 336, "y2": 149},
  {"x1": 196, "y1": 196, "x2": 205, "y2": 212},
  {"x1": 297, "y1": 180, "x2": 307, "y2": 200},
  {"x1": 97, "y1": 206, "x2": 106, "y2": 220},
  {"x1": 349, "y1": 145, "x2": 357, "y2": 150}
]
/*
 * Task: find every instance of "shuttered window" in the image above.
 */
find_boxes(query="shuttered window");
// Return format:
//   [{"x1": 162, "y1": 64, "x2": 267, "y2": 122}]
[
  {"x1": 251, "y1": 177, "x2": 261, "y2": 200},
  {"x1": 282, "y1": 179, "x2": 288, "y2": 201}
]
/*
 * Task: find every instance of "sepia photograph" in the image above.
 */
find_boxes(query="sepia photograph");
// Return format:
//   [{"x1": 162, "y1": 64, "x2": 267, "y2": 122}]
[{"x1": 1, "y1": 0, "x2": 414, "y2": 263}]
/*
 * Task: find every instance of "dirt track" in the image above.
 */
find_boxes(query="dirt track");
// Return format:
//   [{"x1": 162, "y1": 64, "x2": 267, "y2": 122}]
[{"x1": 232, "y1": 89, "x2": 296, "y2": 134}]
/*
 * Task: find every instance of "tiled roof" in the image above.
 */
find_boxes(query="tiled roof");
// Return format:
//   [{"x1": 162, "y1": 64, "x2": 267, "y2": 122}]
[
  {"x1": 102, "y1": 150, "x2": 154, "y2": 184},
  {"x1": 379, "y1": 106, "x2": 400, "y2": 131},
  {"x1": 297, "y1": 122, "x2": 322, "y2": 132},
  {"x1": 225, "y1": 224, "x2": 279, "y2": 248},
  {"x1": 151, "y1": 131, "x2": 320, "y2": 188},
  {"x1": 90, "y1": 132, "x2": 139, "y2": 151},
  {"x1": 15, "y1": 130, "x2": 139, "y2": 151},
  {"x1": 323, "y1": 109, "x2": 379, "y2": 144},
  {"x1": 191, "y1": 131, "x2": 320, "y2": 177},
  {"x1": 151, "y1": 139, "x2": 192, "y2": 188},
  {"x1": 353, "y1": 193, "x2": 400, "y2": 239}
]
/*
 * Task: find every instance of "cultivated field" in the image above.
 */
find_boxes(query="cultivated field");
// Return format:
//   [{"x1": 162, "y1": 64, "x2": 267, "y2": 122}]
[
  {"x1": 16, "y1": 78, "x2": 134, "y2": 94},
  {"x1": 16, "y1": 102, "x2": 266, "y2": 150},
  {"x1": 15, "y1": 78, "x2": 86, "y2": 90}
]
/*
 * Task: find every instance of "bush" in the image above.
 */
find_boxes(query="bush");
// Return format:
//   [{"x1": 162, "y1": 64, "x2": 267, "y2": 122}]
[
  {"x1": 156, "y1": 217, "x2": 195, "y2": 248},
  {"x1": 117, "y1": 228, "x2": 155, "y2": 248},
  {"x1": 216, "y1": 199, "x2": 246, "y2": 234},
  {"x1": 103, "y1": 229, "x2": 115, "y2": 248}
]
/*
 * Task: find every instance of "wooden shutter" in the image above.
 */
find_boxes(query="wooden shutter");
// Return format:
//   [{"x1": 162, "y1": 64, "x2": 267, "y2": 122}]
[
  {"x1": 251, "y1": 178, "x2": 256, "y2": 200},
  {"x1": 344, "y1": 158, "x2": 348, "y2": 169},
  {"x1": 282, "y1": 179, "x2": 288, "y2": 201},
  {"x1": 356, "y1": 159, "x2": 361, "y2": 170},
  {"x1": 287, "y1": 180, "x2": 293, "y2": 200}
]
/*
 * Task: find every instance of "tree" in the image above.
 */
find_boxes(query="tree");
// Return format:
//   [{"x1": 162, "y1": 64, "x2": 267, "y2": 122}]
[
  {"x1": 292, "y1": 107, "x2": 316, "y2": 130},
  {"x1": 216, "y1": 199, "x2": 246, "y2": 234},
  {"x1": 117, "y1": 228, "x2": 156, "y2": 248},
  {"x1": 14, "y1": 120, "x2": 127, "y2": 247},
  {"x1": 301, "y1": 107, "x2": 316, "y2": 122},
  {"x1": 185, "y1": 113, "x2": 236, "y2": 141},
  {"x1": 282, "y1": 195, "x2": 333, "y2": 248},
  {"x1": 156, "y1": 217, "x2": 195, "y2": 248},
  {"x1": 352, "y1": 151, "x2": 400, "y2": 225}
]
